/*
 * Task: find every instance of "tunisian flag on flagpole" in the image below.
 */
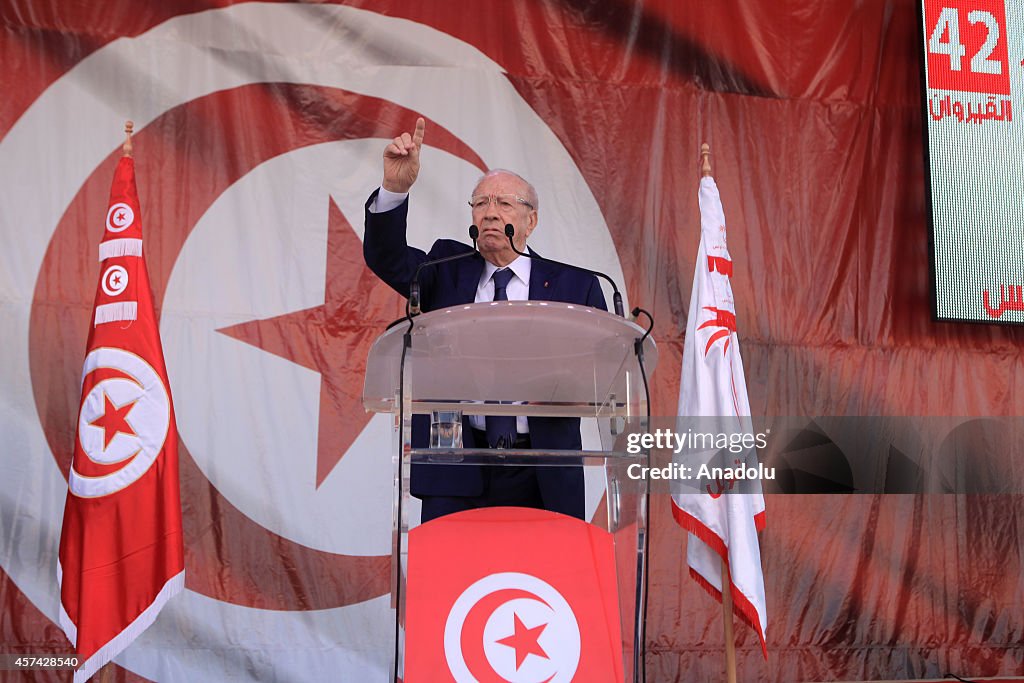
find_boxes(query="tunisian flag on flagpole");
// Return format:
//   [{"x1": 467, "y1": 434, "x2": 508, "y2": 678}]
[
  {"x1": 58, "y1": 131, "x2": 185, "y2": 683},
  {"x1": 670, "y1": 156, "x2": 768, "y2": 657}
]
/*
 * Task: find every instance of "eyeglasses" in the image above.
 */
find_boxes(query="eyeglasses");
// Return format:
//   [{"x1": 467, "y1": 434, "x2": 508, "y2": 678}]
[{"x1": 468, "y1": 194, "x2": 534, "y2": 211}]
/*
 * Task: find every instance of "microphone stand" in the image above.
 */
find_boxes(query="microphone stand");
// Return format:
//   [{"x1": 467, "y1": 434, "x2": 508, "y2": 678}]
[{"x1": 391, "y1": 224, "x2": 480, "y2": 666}]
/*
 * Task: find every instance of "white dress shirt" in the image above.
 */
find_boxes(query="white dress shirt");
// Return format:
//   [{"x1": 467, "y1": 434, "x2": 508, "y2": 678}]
[
  {"x1": 369, "y1": 186, "x2": 407, "y2": 213},
  {"x1": 470, "y1": 258, "x2": 531, "y2": 434}
]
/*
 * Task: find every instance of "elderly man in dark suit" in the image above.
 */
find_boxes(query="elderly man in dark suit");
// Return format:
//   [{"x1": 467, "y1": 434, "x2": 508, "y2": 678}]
[{"x1": 363, "y1": 118, "x2": 607, "y2": 522}]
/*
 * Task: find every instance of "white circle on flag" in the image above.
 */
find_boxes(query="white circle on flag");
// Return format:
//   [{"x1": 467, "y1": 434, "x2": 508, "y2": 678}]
[
  {"x1": 106, "y1": 202, "x2": 134, "y2": 232},
  {"x1": 71, "y1": 347, "x2": 170, "y2": 498},
  {"x1": 101, "y1": 265, "x2": 128, "y2": 296},
  {"x1": 444, "y1": 572, "x2": 580, "y2": 682},
  {"x1": 79, "y1": 378, "x2": 143, "y2": 465}
]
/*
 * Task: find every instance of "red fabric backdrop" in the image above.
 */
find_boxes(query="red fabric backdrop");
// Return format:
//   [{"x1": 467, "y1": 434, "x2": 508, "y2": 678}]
[{"x1": 1, "y1": 1, "x2": 1022, "y2": 680}]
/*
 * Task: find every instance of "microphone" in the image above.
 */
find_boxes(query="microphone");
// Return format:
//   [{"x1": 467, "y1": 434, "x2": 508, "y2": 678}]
[
  {"x1": 408, "y1": 225, "x2": 480, "y2": 316},
  {"x1": 503, "y1": 224, "x2": 625, "y2": 317}
]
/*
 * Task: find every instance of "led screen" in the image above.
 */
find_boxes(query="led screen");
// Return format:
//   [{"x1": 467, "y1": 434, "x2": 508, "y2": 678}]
[{"x1": 921, "y1": 0, "x2": 1024, "y2": 323}]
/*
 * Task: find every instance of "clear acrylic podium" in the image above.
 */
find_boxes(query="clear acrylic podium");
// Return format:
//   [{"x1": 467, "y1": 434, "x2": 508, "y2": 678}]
[{"x1": 362, "y1": 301, "x2": 657, "y2": 681}]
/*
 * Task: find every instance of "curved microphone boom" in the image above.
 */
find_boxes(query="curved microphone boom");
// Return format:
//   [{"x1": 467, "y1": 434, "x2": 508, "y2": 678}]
[
  {"x1": 503, "y1": 224, "x2": 625, "y2": 317},
  {"x1": 408, "y1": 225, "x2": 479, "y2": 317}
]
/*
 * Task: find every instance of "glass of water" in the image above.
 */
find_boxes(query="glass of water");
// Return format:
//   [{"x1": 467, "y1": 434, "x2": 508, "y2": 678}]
[{"x1": 429, "y1": 410, "x2": 463, "y2": 449}]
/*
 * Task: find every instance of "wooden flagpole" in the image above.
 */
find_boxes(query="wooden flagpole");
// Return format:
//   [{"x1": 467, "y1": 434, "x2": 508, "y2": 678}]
[
  {"x1": 721, "y1": 556, "x2": 738, "y2": 683},
  {"x1": 97, "y1": 662, "x2": 115, "y2": 683},
  {"x1": 700, "y1": 142, "x2": 739, "y2": 683}
]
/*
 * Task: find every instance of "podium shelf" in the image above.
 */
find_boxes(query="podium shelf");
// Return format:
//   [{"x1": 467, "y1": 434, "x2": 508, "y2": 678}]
[{"x1": 410, "y1": 448, "x2": 645, "y2": 467}]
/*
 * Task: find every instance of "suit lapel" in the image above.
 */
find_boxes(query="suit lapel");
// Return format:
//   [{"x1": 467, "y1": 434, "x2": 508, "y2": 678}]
[
  {"x1": 528, "y1": 248, "x2": 561, "y2": 301},
  {"x1": 454, "y1": 252, "x2": 485, "y2": 304}
]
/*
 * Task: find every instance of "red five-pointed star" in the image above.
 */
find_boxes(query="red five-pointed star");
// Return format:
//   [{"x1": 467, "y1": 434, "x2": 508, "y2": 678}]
[
  {"x1": 496, "y1": 613, "x2": 550, "y2": 670},
  {"x1": 217, "y1": 198, "x2": 403, "y2": 488},
  {"x1": 89, "y1": 392, "x2": 138, "y2": 450}
]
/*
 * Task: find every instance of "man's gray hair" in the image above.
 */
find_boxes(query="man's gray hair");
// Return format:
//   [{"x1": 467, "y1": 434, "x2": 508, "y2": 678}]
[{"x1": 474, "y1": 168, "x2": 539, "y2": 211}]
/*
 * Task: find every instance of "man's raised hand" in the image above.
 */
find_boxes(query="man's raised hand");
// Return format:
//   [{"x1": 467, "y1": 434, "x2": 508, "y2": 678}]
[{"x1": 382, "y1": 117, "x2": 425, "y2": 194}]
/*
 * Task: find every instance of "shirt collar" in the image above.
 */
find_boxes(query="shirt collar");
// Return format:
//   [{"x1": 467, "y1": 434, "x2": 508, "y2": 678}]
[{"x1": 480, "y1": 252, "x2": 531, "y2": 289}]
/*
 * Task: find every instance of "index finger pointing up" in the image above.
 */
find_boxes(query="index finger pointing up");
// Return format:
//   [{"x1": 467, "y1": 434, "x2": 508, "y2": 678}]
[{"x1": 412, "y1": 117, "x2": 425, "y2": 147}]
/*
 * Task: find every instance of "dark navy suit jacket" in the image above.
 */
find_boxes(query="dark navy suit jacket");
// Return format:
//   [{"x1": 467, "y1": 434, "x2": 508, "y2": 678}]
[{"x1": 363, "y1": 190, "x2": 607, "y2": 518}]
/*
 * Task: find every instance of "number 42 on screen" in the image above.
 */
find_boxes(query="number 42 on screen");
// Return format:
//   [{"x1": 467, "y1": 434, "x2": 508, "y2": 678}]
[{"x1": 924, "y1": 0, "x2": 1012, "y2": 95}]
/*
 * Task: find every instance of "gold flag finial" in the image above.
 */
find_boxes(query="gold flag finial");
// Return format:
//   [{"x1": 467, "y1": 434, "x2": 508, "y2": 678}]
[
  {"x1": 700, "y1": 142, "x2": 712, "y2": 177},
  {"x1": 123, "y1": 121, "x2": 134, "y2": 158}
]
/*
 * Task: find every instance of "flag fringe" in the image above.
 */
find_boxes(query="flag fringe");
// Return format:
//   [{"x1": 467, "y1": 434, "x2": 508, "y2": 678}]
[
  {"x1": 70, "y1": 570, "x2": 185, "y2": 683},
  {"x1": 671, "y1": 500, "x2": 768, "y2": 659},
  {"x1": 94, "y1": 301, "x2": 137, "y2": 326},
  {"x1": 687, "y1": 567, "x2": 768, "y2": 659},
  {"x1": 98, "y1": 238, "x2": 142, "y2": 261}
]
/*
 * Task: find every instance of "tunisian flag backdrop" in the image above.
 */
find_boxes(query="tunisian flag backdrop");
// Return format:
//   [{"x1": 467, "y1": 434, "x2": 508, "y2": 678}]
[
  {"x1": 2, "y1": 2, "x2": 1024, "y2": 682},
  {"x1": 58, "y1": 153, "x2": 185, "y2": 683}
]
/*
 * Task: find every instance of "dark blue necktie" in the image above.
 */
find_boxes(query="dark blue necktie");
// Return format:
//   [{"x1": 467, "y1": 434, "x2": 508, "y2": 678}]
[
  {"x1": 485, "y1": 269, "x2": 517, "y2": 447},
  {"x1": 491, "y1": 268, "x2": 514, "y2": 302}
]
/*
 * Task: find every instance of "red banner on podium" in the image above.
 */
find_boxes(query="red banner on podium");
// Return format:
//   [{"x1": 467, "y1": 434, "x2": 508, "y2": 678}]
[{"x1": 406, "y1": 507, "x2": 623, "y2": 682}]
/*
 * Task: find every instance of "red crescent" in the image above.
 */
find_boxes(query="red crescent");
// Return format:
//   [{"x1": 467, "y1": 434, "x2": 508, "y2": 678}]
[
  {"x1": 75, "y1": 366, "x2": 143, "y2": 477},
  {"x1": 460, "y1": 587, "x2": 551, "y2": 682}
]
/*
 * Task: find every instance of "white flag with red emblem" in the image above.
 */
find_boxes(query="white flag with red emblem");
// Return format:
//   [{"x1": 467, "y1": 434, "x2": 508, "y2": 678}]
[
  {"x1": 57, "y1": 152, "x2": 185, "y2": 683},
  {"x1": 671, "y1": 173, "x2": 768, "y2": 656}
]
